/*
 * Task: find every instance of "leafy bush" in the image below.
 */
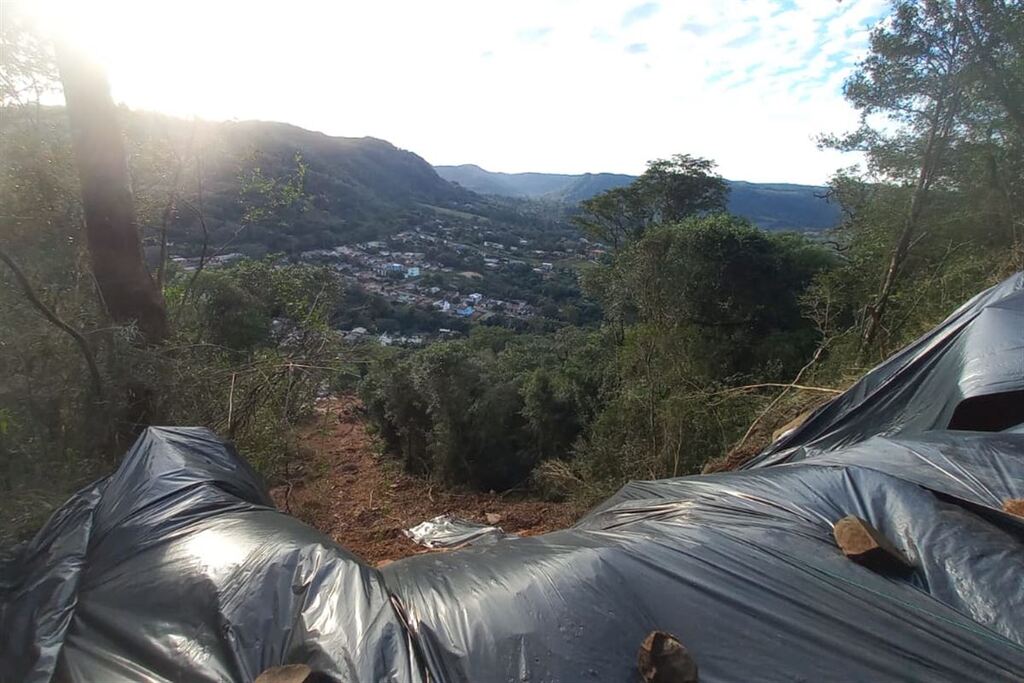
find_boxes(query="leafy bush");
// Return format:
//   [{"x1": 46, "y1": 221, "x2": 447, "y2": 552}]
[
  {"x1": 362, "y1": 216, "x2": 836, "y2": 495},
  {"x1": 0, "y1": 254, "x2": 343, "y2": 545},
  {"x1": 361, "y1": 327, "x2": 611, "y2": 490}
]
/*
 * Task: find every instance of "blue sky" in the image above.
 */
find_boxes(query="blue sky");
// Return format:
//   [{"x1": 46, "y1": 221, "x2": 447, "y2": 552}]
[{"x1": 23, "y1": 0, "x2": 891, "y2": 184}]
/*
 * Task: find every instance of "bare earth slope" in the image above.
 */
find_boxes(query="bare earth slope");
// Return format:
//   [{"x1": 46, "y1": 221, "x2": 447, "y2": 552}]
[{"x1": 271, "y1": 397, "x2": 579, "y2": 565}]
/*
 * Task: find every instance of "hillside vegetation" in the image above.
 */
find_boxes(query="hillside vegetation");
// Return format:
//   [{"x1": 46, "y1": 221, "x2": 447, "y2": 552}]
[
  {"x1": 366, "y1": 0, "x2": 1024, "y2": 498},
  {"x1": 8, "y1": 108, "x2": 576, "y2": 257},
  {"x1": 1, "y1": 0, "x2": 1022, "y2": 542},
  {"x1": 133, "y1": 115, "x2": 476, "y2": 254}
]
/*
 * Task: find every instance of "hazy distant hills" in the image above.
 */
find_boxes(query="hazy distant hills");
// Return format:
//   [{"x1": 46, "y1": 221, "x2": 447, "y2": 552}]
[
  {"x1": 5, "y1": 107, "x2": 839, "y2": 254},
  {"x1": 724, "y1": 180, "x2": 841, "y2": 231},
  {"x1": 205, "y1": 120, "x2": 472, "y2": 220},
  {"x1": 435, "y1": 164, "x2": 840, "y2": 231},
  {"x1": 435, "y1": 165, "x2": 636, "y2": 204}
]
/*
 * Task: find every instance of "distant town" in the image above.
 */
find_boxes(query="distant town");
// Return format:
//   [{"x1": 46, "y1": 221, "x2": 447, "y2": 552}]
[{"x1": 171, "y1": 218, "x2": 607, "y2": 346}]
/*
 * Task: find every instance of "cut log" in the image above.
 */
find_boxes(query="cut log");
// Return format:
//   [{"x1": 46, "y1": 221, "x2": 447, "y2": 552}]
[
  {"x1": 1002, "y1": 499, "x2": 1024, "y2": 518},
  {"x1": 637, "y1": 630, "x2": 699, "y2": 683},
  {"x1": 833, "y1": 516, "x2": 912, "y2": 572},
  {"x1": 254, "y1": 665, "x2": 313, "y2": 683},
  {"x1": 772, "y1": 410, "x2": 813, "y2": 443}
]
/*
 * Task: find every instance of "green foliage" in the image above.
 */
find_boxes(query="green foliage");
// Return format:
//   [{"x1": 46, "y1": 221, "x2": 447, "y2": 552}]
[
  {"x1": 574, "y1": 185, "x2": 651, "y2": 248},
  {"x1": 561, "y1": 216, "x2": 833, "y2": 488},
  {"x1": 158, "y1": 258, "x2": 343, "y2": 474},
  {"x1": 0, "y1": 251, "x2": 344, "y2": 543},
  {"x1": 588, "y1": 215, "x2": 833, "y2": 376},
  {"x1": 188, "y1": 271, "x2": 272, "y2": 348},
  {"x1": 0, "y1": 64, "x2": 345, "y2": 543},
  {"x1": 0, "y1": 47, "x2": 109, "y2": 544},
  {"x1": 574, "y1": 154, "x2": 728, "y2": 248},
  {"x1": 635, "y1": 155, "x2": 730, "y2": 222},
  {"x1": 806, "y1": 174, "x2": 1017, "y2": 362},
  {"x1": 364, "y1": 216, "x2": 832, "y2": 494},
  {"x1": 240, "y1": 153, "x2": 308, "y2": 225},
  {"x1": 361, "y1": 327, "x2": 611, "y2": 491},
  {"x1": 821, "y1": 0, "x2": 1024, "y2": 351}
]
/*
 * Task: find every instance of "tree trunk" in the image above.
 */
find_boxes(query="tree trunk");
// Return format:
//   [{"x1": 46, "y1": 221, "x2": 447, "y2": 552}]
[
  {"x1": 860, "y1": 180, "x2": 928, "y2": 349},
  {"x1": 861, "y1": 98, "x2": 958, "y2": 350},
  {"x1": 55, "y1": 43, "x2": 168, "y2": 343}
]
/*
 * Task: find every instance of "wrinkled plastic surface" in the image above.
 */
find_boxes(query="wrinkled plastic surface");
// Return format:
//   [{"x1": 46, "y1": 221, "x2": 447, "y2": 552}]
[
  {"x1": 0, "y1": 429, "x2": 424, "y2": 683},
  {"x1": 745, "y1": 271, "x2": 1024, "y2": 468},
  {"x1": 403, "y1": 514, "x2": 508, "y2": 548},
  {"x1": 4, "y1": 274, "x2": 1024, "y2": 682}
]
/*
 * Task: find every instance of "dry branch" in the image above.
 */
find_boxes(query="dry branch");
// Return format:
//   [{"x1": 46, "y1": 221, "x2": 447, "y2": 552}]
[
  {"x1": 717, "y1": 383, "x2": 843, "y2": 396},
  {"x1": 0, "y1": 246, "x2": 103, "y2": 397},
  {"x1": 731, "y1": 343, "x2": 832, "y2": 455}
]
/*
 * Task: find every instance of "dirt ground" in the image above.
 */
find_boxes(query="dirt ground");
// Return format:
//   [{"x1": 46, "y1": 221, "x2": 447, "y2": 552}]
[{"x1": 270, "y1": 397, "x2": 581, "y2": 566}]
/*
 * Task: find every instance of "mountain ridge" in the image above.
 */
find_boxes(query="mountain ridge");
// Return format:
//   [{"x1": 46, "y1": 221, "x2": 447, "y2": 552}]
[
  {"x1": 12, "y1": 107, "x2": 839, "y2": 245},
  {"x1": 436, "y1": 163, "x2": 840, "y2": 231},
  {"x1": 115, "y1": 112, "x2": 477, "y2": 253}
]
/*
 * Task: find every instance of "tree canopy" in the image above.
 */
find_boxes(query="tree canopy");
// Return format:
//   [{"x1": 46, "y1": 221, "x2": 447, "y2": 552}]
[{"x1": 574, "y1": 154, "x2": 728, "y2": 248}]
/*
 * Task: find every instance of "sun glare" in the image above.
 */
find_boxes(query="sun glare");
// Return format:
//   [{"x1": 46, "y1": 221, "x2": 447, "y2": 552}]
[
  {"x1": 15, "y1": 0, "x2": 263, "y2": 117},
  {"x1": 18, "y1": 0, "x2": 135, "y2": 61},
  {"x1": 7, "y1": 0, "x2": 885, "y2": 182}
]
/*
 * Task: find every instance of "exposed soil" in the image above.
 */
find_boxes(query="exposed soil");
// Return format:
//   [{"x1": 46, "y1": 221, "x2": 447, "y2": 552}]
[
  {"x1": 270, "y1": 396, "x2": 581, "y2": 566},
  {"x1": 702, "y1": 390, "x2": 834, "y2": 473}
]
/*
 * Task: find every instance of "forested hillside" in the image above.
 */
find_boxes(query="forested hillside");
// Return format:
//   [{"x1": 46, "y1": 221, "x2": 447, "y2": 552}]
[
  {"x1": 2, "y1": 0, "x2": 1022, "y2": 547},
  {"x1": 130, "y1": 113, "x2": 475, "y2": 254},
  {"x1": 727, "y1": 181, "x2": 842, "y2": 230},
  {"x1": 436, "y1": 164, "x2": 842, "y2": 230},
  {"x1": 366, "y1": 0, "x2": 1024, "y2": 495},
  {"x1": 6, "y1": 108, "x2": 489, "y2": 256},
  {"x1": 5, "y1": 107, "x2": 841, "y2": 264}
]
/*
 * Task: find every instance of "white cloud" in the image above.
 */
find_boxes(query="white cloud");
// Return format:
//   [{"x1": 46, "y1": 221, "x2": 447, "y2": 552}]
[
  {"x1": 19, "y1": 0, "x2": 891, "y2": 184},
  {"x1": 621, "y1": 2, "x2": 661, "y2": 28}
]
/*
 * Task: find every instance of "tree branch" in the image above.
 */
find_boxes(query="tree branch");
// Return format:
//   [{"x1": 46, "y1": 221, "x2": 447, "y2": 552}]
[
  {"x1": 156, "y1": 124, "x2": 197, "y2": 291},
  {"x1": 716, "y1": 382, "x2": 843, "y2": 396},
  {"x1": 178, "y1": 199, "x2": 209, "y2": 299},
  {"x1": 0, "y1": 247, "x2": 104, "y2": 397},
  {"x1": 731, "y1": 342, "x2": 832, "y2": 455},
  {"x1": 156, "y1": 185, "x2": 179, "y2": 291},
  {"x1": 179, "y1": 157, "x2": 209, "y2": 303}
]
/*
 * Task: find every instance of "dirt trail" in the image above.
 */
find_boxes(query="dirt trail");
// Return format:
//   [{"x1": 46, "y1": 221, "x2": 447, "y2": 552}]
[{"x1": 270, "y1": 397, "x2": 580, "y2": 566}]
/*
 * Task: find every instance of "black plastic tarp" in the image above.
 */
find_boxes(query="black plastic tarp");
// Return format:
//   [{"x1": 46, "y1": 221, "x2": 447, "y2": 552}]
[
  {"x1": 4, "y1": 273, "x2": 1024, "y2": 682},
  {"x1": 745, "y1": 271, "x2": 1024, "y2": 467},
  {"x1": 1, "y1": 428, "x2": 423, "y2": 682}
]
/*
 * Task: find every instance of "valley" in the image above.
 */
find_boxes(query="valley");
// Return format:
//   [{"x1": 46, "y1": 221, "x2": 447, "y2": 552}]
[
  {"x1": 128, "y1": 114, "x2": 839, "y2": 343},
  {"x1": 3, "y1": 2, "x2": 1023, "y2": 681}
]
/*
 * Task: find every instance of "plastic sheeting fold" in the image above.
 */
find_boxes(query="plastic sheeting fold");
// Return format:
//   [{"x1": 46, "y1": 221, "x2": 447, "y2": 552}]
[{"x1": 403, "y1": 514, "x2": 509, "y2": 549}]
